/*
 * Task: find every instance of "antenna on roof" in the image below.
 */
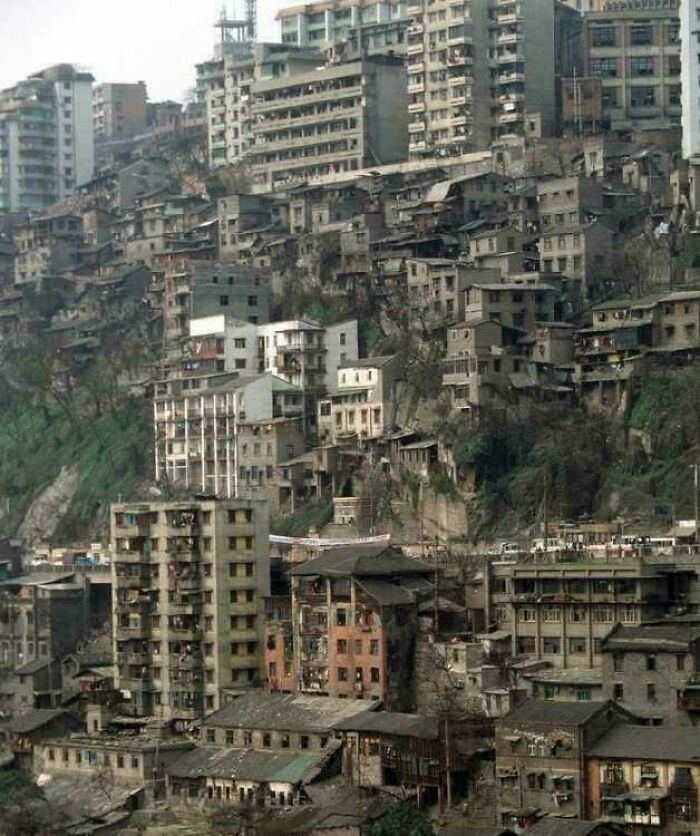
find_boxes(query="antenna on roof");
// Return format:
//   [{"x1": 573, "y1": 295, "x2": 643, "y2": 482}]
[{"x1": 215, "y1": 0, "x2": 256, "y2": 45}]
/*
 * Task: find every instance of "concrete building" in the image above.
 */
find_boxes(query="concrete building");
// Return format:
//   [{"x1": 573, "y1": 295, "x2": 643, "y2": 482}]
[
  {"x1": 39, "y1": 733, "x2": 192, "y2": 791},
  {"x1": 93, "y1": 82, "x2": 148, "y2": 140},
  {"x1": 586, "y1": 724, "x2": 700, "y2": 833},
  {"x1": 32, "y1": 64, "x2": 94, "y2": 198},
  {"x1": 111, "y1": 499, "x2": 270, "y2": 722},
  {"x1": 489, "y1": 552, "x2": 697, "y2": 669},
  {"x1": 405, "y1": 0, "x2": 481, "y2": 156},
  {"x1": 264, "y1": 545, "x2": 432, "y2": 710},
  {"x1": 187, "y1": 315, "x2": 359, "y2": 395},
  {"x1": 538, "y1": 220, "x2": 614, "y2": 298},
  {"x1": 495, "y1": 700, "x2": 631, "y2": 829},
  {"x1": 277, "y1": 0, "x2": 408, "y2": 48},
  {"x1": 601, "y1": 622, "x2": 700, "y2": 723},
  {"x1": 249, "y1": 55, "x2": 408, "y2": 191},
  {"x1": 464, "y1": 283, "x2": 556, "y2": 331},
  {"x1": 0, "y1": 572, "x2": 89, "y2": 677},
  {"x1": 0, "y1": 64, "x2": 94, "y2": 212},
  {"x1": 0, "y1": 77, "x2": 58, "y2": 213},
  {"x1": 13, "y1": 213, "x2": 83, "y2": 285},
  {"x1": 200, "y1": 690, "x2": 373, "y2": 750},
  {"x1": 153, "y1": 372, "x2": 304, "y2": 497},
  {"x1": 237, "y1": 416, "x2": 306, "y2": 510},
  {"x1": 318, "y1": 355, "x2": 403, "y2": 445},
  {"x1": 405, "y1": 259, "x2": 499, "y2": 327},
  {"x1": 682, "y1": 0, "x2": 700, "y2": 157},
  {"x1": 196, "y1": 42, "x2": 323, "y2": 170},
  {"x1": 163, "y1": 261, "x2": 270, "y2": 354},
  {"x1": 584, "y1": 0, "x2": 681, "y2": 131}
]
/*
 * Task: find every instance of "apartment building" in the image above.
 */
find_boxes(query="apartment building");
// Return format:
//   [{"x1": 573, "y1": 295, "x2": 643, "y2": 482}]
[
  {"x1": 196, "y1": 42, "x2": 323, "y2": 169},
  {"x1": 32, "y1": 65, "x2": 94, "y2": 198},
  {"x1": 237, "y1": 417, "x2": 306, "y2": 510},
  {"x1": 162, "y1": 261, "x2": 270, "y2": 354},
  {"x1": 537, "y1": 175, "x2": 606, "y2": 231},
  {"x1": 601, "y1": 622, "x2": 700, "y2": 722},
  {"x1": 405, "y1": 258, "x2": 499, "y2": 326},
  {"x1": 0, "y1": 572, "x2": 88, "y2": 675},
  {"x1": 464, "y1": 283, "x2": 556, "y2": 331},
  {"x1": 495, "y1": 700, "x2": 631, "y2": 829},
  {"x1": 0, "y1": 64, "x2": 93, "y2": 212},
  {"x1": 277, "y1": 0, "x2": 408, "y2": 48},
  {"x1": 317, "y1": 355, "x2": 403, "y2": 444},
  {"x1": 93, "y1": 82, "x2": 148, "y2": 140},
  {"x1": 111, "y1": 499, "x2": 270, "y2": 722},
  {"x1": 538, "y1": 220, "x2": 614, "y2": 297},
  {"x1": 13, "y1": 213, "x2": 83, "y2": 285},
  {"x1": 268, "y1": 545, "x2": 432, "y2": 710},
  {"x1": 584, "y1": 0, "x2": 681, "y2": 131},
  {"x1": 682, "y1": 0, "x2": 700, "y2": 157},
  {"x1": 441, "y1": 318, "x2": 526, "y2": 412},
  {"x1": 488, "y1": 552, "x2": 696, "y2": 669},
  {"x1": 249, "y1": 55, "x2": 408, "y2": 191},
  {"x1": 187, "y1": 315, "x2": 359, "y2": 395},
  {"x1": 586, "y1": 724, "x2": 700, "y2": 832},
  {"x1": 153, "y1": 372, "x2": 304, "y2": 497},
  {"x1": 405, "y1": 0, "x2": 480, "y2": 156}
]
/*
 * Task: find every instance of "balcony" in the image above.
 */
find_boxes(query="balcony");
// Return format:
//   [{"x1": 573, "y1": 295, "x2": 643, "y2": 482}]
[{"x1": 115, "y1": 550, "x2": 151, "y2": 564}]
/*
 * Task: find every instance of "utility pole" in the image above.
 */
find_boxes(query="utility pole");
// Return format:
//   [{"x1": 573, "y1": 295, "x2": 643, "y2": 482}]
[
  {"x1": 543, "y1": 469, "x2": 549, "y2": 554},
  {"x1": 692, "y1": 463, "x2": 700, "y2": 547}
]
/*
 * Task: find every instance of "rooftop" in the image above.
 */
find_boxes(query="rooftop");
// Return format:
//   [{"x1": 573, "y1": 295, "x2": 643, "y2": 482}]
[
  {"x1": 338, "y1": 354, "x2": 396, "y2": 370},
  {"x1": 4, "y1": 708, "x2": 67, "y2": 734},
  {"x1": 333, "y1": 709, "x2": 439, "y2": 739},
  {"x1": 166, "y1": 744, "x2": 334, "y2": 784},
  {"x1": 602, "y1": 623, "x2": 700, "y2": 653},
  {"x1": 291, "y1": 545, "x2": 432, "y2": 579},
  {"x1": 499, "y1": 699, "x2": 615, "y2": 727},
  {"x1": 202, "y1": 692, "x2": 379, "y2": 733},
  {"x1": 589, "y1": 724, "x2": 700, "y2": 763}
]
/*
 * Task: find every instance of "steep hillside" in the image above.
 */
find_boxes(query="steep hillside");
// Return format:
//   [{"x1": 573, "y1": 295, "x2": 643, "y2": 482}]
[{"x1": 0, "y1": 392, "x2": 152, "y2": 543}]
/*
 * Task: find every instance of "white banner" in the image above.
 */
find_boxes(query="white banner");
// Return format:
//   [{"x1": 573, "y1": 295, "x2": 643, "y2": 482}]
[{"x1": 269, "y1": 533, "x2": 391, "y2": 547}]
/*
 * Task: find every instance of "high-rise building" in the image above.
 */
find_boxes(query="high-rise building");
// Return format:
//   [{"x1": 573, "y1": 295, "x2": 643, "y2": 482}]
[
  {"x1": 93, "y1": 81, "x2": 148, "y2": 140},
  {"x1": 681, "y1": 0, "x2": 700, "y2": 157},
  {"x1": 277, "y1": 0, "x2": 408, "y2": 48},
  {"x1": 31, "y1": 65, "x2": 95, "y2": 198},
  {"x1": 111, "y1": 499, "x2": 270, "y2": 722},
  {"x1": 196, "y1": 42, "x2": 322, "y2": 169},
  {"x1": 0, "y1": 64, "x2": 94, "y2": 213},
  {"x1": 249, "y1": 54, "x2": 408, "y2": 190},
  {"x1": 584, "y1": 0, "x2": 680, "y2": 132}
]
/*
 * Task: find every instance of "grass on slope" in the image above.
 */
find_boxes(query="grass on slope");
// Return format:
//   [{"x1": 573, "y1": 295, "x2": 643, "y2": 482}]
[{"x1": 0, "y1": 394, "x2": 152, "y2": 542}]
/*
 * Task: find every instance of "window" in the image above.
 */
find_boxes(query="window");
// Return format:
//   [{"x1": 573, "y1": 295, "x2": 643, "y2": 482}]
[
  {"x1": 646, "y1": 655, "x2": 656, "y2": 672},
  {"x1": 281, "y1": 734, "x2": 290, "y2": 749},
  {"x1": 613, "y1": 653, "x2": 623, "y2": 672},
  {"x1": 613, "y1": 683, "x2": 624, "y2": 700},
  {"x1": 518, "y1": 608, "x2": 536, "y2": 623},
  {"x1": 647, "y1": 683, "x2": 656, "y2": 702},
  {"x1": 337, "y1": 639, "x2": 348, "y2": 654},
  {"x1": 630, "y1": 86, "x2": 655, "y2": 107},
  {"x1": 370, "y1": 639, "x2": 379, "y2": 655},
  {"x1": 577, "y1": 687, "x2": 591, "y2": 702},
  {"x1": 337, "y1": 667, "x2": 348, "y2": 682},
  {"x1": 117, "y1": 755, "x2": 124, "y2": 769},
  {"x1": 630, "y1": 24, "x2": 652, "y2": 45},
  {"x1": 263, "y1": 733, "x2": 271, "y2": 747},
  {"x1": 370, "y1": 667, "x2": 380, "y2": 683},
  {"x1": 630, "y1": 56, "x2": 655, "y2": 77},
  {"x1": 219, "y1": 295, "x2": 229, "y2": 306},
  {"x1": 591, "y1": 57, "x2": 618, "y2": 78},
  {"x1": 542, "y1": 638, "x2": 561, "y2": 655},
  {"x1": 569, "y1": 637, "x2": 586, "y2": 654},
  {"x1": 300, "y1": 735, "x2": 309, "y2": 749},
  {"x1": 592, "y1": 26, "x2": 616, "y2": 47},
  {"x1": 677, "y1": 654, "x2": 686, "y2": 672},
  {"x1": 542, "y1": 606, "x2": 561, "y2": 623}
]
